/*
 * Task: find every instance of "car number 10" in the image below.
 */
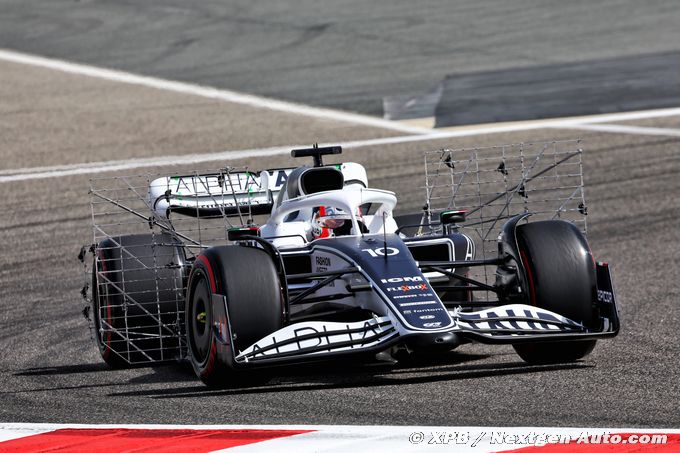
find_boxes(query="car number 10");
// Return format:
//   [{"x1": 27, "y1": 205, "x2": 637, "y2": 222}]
[{"x1": 362, "y1": 247, "x2": 400, "y2": 257}]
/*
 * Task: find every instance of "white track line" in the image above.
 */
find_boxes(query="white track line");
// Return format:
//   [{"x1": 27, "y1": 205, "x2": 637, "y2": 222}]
[
  {"x1": 0, "y1": 122, "x2": 582, "y2": 182},
  {"x1": 5, "y1": 117, "x2": 680, "y2": 183},
  {"x1": 0, "y1": 134, "x2": 438, "y2": 182},
  {"x1": 556, "y1": 123, "x2": 680, "y2": 137},
  {"x1": 0, "y1": 145, "x2": 292, "y2": 182},
  {"x1": 3, "y1": 48, "x2": 680, "y2": 183},
  {"x1": 557, "y1": 107, "x2": 680, "y2": 124},
  {"x1": 399, "y1": 107, "x2": 680, "y2": 130},
  {"x1": 0, "y1": 49, "x2": 431, "y2": 135}
]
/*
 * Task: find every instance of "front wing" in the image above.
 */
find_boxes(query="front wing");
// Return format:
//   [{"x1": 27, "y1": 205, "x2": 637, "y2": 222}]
[{"x1": 227, "y1": 263, "x2": 619, "y2": 365}]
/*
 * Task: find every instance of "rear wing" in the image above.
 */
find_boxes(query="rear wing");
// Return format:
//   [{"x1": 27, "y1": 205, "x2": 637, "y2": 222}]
[
  {"x1": 147, "y1": 161, "x2": 369, "y2": 219},
  {"x1": 148, "y1": 168, "x2": 294, "y2": 218}
]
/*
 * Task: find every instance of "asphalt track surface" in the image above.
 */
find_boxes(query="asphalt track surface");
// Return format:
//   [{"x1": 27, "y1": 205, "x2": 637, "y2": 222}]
[
  {"x1": 1, "y1": 0, "x2": 680, "y2": 125},
  {"x1": 1, "y1": 2, "x2": 680, "y2": 430}
]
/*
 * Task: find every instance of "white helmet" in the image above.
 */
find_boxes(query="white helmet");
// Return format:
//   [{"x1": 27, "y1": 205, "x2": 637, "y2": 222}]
[{"x1": 311, "y1": 206, "x2": 351, "y2": 239}]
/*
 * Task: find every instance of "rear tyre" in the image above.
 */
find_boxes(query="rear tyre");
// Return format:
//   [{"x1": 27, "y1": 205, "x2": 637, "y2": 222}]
[
  {"x1": 186, "y1": 246, "x2": 284, "y2": 388},
  {"x1": 91, "y1": 262, "x2": 129, "y2": 369},
  {"x1": 513, "y1": 220, "x2": 598, "y2": 364},
  {"x1": 92, "y1": 233, "x2": 185, "y2": 368}
]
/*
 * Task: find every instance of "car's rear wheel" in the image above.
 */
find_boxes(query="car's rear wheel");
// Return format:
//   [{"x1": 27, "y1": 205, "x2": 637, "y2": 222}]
[
  {"x1": 513, "y1": 220, "x2": 598, "y2": 364},
  {"x1": 91, "y1": 260, "x2": 129, "y2": 369},
  {"x1": 92, "y1": 233, "x2": 186, "y2": 367},
  {"x1": 186, "y1": 246, "x2": 284, "y2": 388}
]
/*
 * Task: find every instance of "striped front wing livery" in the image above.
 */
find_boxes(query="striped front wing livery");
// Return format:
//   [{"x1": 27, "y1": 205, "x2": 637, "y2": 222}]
[{"x1": 451, "y1": 304, "x2": 585, "y2": 336}]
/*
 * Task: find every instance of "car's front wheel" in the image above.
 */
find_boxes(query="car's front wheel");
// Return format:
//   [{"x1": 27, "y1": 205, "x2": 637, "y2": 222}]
[
  {"x1": 513, "y1": 220, "x2": 598, "y2": 364},
  {"x1": 186, "y1": 246, "x2": 284, "y2": 387}
]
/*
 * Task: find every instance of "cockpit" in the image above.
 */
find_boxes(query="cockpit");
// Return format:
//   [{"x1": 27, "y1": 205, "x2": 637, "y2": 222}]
[{"x1": 260, "y1": 163, "x2": 398, "y2": 248}]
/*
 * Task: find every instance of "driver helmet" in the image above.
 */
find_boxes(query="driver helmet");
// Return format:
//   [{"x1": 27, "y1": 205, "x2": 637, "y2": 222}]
[{"x1": 311, "y1": 206, "x2": 349, "y2": 239}]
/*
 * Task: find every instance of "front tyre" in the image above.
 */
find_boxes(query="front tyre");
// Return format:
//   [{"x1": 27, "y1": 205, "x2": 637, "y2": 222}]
[
  {"x1": 513, "y1": 220, "x2": 598, "y2": 364},
  {"x1": 186, "y1": 246, "x2": 284, "y2": 388},
  {"x1": 186, "y1": 261, "x2": 231, "y2": 387}
]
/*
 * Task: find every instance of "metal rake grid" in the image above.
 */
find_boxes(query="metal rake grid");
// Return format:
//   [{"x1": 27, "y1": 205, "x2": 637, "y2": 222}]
[
  {"x1": 423, "y1": 140, "x2": 588, "y2": 303},
  {"x1": 87, "y1": 167, "x2": 258, "y2": 364}
]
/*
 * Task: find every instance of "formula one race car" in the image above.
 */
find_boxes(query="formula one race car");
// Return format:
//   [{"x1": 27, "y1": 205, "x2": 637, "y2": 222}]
[{"x1": 82, "y1": 141, "x2": 619, "y2": 387}]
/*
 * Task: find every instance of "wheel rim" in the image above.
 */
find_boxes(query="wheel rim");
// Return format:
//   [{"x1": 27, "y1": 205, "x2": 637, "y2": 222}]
[{"x1": 189, "y1": 273, "x2": 212, "y2": 364}]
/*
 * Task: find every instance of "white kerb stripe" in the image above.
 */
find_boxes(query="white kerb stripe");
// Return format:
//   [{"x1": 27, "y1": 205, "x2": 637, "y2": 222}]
[{"x1": 1, "y1": 424, "x2": 678, "y2": 453}]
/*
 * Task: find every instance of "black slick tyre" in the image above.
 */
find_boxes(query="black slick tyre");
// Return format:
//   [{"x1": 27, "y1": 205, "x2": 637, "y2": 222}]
[
  {"x1": 513, "y1": 220, "x2": 598, "y2": 364},
  {"x1": 186, "y1": 245, "x2": 284, "y2": 388},
  {"x1": 92, "y1": 233, "x2": 185, "y2": 367}
]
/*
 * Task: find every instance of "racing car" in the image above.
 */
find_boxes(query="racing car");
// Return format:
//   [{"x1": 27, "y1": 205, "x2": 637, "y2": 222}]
[{"x1": 83, "y1": 142, "x2": 619, "y2": 387}]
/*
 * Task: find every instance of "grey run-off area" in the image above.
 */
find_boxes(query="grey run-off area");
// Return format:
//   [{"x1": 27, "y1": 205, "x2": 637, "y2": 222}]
[{"x1": 1, "y1": 0, "x2": 680, "y2": 124}]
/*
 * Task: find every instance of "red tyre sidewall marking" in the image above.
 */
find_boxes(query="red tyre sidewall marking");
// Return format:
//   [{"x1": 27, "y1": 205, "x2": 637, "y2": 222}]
[
  {"x1": 195, "y1": 255, "x2": 217, "y2": 293},
  {"x1": 519, "y1": 248, "x2": 538, "y2": 355},
  {"x1": 193, "y1": 254, "x2": 220, "y2": 377}
]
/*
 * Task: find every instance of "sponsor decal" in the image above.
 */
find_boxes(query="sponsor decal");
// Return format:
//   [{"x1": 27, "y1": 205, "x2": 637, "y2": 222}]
[
  {"x1": 398, "y1": 300, "x2": 438, "y2": 307},
  {"x1": 597, "y1": 289, "x2": 614, "y2": 303},
  {"x1": 423, "y1": 322, "x2": 442, "y2": 328},
  {"x1": 380, "y1": 276, "x2": 423, "y2": 283},
  {"x1": 315, "y1": 256, "x2": 332, "y2": 267},
  {"x1": 419, "y1": 315, "x2": 436, "y2": 320},
  {"x1": 386, "y1": 284, "x2": 428, "y2": 293},
  {"x1": 412, "y1": 307, "x2": 446, "y2": 313},
  {"x1": 362, "y1": 247, "x2": 399, "y2": 257},
  {"x1": 314, "y1": 256, "x2": 334, "y2": 286},
  {"x1": 392, "y1": 293, "x2": 433, "y2": 299}
]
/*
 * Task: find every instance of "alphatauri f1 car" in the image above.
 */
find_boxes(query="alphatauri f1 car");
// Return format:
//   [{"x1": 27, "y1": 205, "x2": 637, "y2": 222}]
[{"x1": 82, "y1": 141, "x2": 619, "y2": 387}]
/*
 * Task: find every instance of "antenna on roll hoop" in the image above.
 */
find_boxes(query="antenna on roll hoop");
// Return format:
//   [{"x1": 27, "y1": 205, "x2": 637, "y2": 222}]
[{"x1": 291, "y1": 143, "x2": 342, "y2": 167}]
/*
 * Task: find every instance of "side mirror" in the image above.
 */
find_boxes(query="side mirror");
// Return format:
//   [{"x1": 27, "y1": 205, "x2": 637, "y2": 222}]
[{"x1": 440, "y1": 210, "x2": 467, "y2": 225}]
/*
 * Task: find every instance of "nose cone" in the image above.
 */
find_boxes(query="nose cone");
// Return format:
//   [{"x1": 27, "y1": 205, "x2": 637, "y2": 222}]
[
  {"x1": 405, "y1": 331, "x2": 462, "y2": 352},
  {"x1": 319, "y1": 234, "x2": 454, "y2": 331}
]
